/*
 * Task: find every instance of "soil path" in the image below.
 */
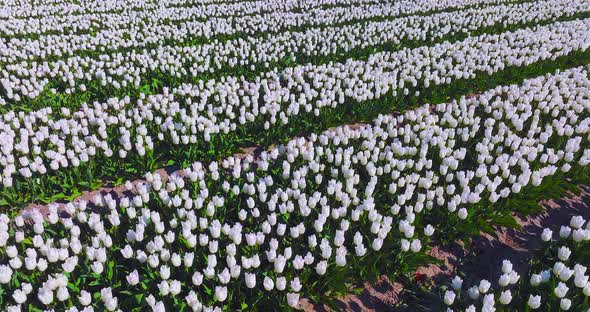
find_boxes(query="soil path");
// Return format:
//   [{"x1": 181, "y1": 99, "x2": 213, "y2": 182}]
[{"x1": 303, "y1": 185, "x2": 590, "y2": 311}]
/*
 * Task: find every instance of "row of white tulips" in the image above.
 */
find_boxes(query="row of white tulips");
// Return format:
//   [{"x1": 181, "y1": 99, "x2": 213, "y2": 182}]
[
  {"x1": 1, "y1": 63, "x2": 589, "y2": 310},
  {"x1": 0, "y1": 0, "x2": 391, "y2": 37},
  {"x1": 0, "y1": 0, "x2": 160, "y2": 19},
  {"x1": 443, "y1": 215, "x2": 590, "y2": 311},
  {"x1": 1, "y1": 0, "x2": 302, "y2": 41},
  {"x1": 0, "y1": 0, "x2": 513, "y2": 63},
  {"x1": 0, "y1": 0, "x2": 295, "y2": 20},
  {"x1": 1, "y1": 18, "x2": 589, "y2": 189},
  {"x1": 2, "y1": 0, "x2": 586, "y2": 102}
]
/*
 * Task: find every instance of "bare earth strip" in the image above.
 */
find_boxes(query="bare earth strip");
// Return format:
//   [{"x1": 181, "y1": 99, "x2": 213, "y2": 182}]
[
  {"x1": 20, "y1": 128, "x2": 363, "y2": 218},
  {"x1": 299, "y1": 185, "x2": 590, "y2": 311}
]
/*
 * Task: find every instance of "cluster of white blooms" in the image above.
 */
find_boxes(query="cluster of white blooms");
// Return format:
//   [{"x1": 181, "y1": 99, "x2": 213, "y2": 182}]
[
  {"x1": 2, "y1": 0, "x2": 586, "y2": 102},
  {"x1": 0, "y1": 0, "x2": 310, "y2": 21},
  {"x1": 442, "y1": 215, "x2": 590, "y2": 311},
  {"x1": 0, "y1": 0, "x2": 158, "y2": 19},
  {"x1": 1, "y1": 64, "x2": 589, "y2": 310},
  {"x1": 0, "y1": 0, "x2": 395, "y2": 38},
  {"x1": 1, "y1": 18, "x2": 589, "y2": 188},
  {"x1": 444, "y1": 260, "x2": 520, "y2": 312},
  {"x1": 297, "y1": 0, "x2": 385, "y2": 9},
  {"x1": 0, "y1": 0, "x2": 514, "y2": 64}
]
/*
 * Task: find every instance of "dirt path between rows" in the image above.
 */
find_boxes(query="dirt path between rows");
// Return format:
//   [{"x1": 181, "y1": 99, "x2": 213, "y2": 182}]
[
  {"x1": 21, "y1": 120, "x2": 378, "y2": 218},
  {"x1": 301, "y1": 185, "x2": 590, "y2": 311}
]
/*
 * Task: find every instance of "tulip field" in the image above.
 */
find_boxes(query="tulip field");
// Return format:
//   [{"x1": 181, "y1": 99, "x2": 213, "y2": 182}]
[{"x1": 2, "y1": 0, "x2": 590, "y2": 311}]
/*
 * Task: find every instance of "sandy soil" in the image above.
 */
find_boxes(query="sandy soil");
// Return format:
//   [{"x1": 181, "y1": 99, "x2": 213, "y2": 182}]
[{"x1": 302, "y1": 185, "x2": 590, "y2": 311}]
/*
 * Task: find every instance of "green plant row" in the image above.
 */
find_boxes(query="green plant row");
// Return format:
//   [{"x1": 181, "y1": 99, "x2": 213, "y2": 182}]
[
  {"x1": 2, "y1": 7, "x2": 583, "y2": 116},
  {"x1": 2, "y1": 42, "x2": 589, "y2": 212},
  {"x1": 2, "y1": 0, "x2": 398, "y2": 40},
  {"x1": 0, "y1": 0, "x2": 534, "y2": 67},
  {"x1": 1, "y1": 65, "x2": 589, "y2": 311}
]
